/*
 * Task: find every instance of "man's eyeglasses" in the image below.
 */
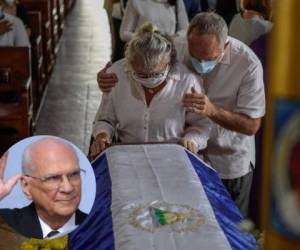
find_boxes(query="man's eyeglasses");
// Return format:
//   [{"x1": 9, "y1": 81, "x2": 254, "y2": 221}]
[{"x1": 24, "y1": 169, "x2": 86, "y2": 189}]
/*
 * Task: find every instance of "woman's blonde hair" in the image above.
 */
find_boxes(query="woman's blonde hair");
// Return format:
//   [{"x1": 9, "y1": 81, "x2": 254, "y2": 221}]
[{"x1": 125, "y1": 23, "x2": 176, "y2": 71}]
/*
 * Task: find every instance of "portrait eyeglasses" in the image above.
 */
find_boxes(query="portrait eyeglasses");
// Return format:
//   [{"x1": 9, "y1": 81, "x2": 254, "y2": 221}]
[{"x1": 24, "y1": 169, "x2": 86, "y2": 187}]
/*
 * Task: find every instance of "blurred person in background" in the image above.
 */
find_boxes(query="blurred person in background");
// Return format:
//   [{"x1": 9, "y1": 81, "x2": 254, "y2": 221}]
[
  {"x1": 2, "y1": 0, "x2": 31, "y2": 37},
  {"x1": 104, "y1": 0, "x2": 128, "y2": 61},
  {"x1": 0, "y1": 0, "x2": 29, "y2": 46},
  {"x1": 229, "y1": 0, "x2": 272, "y2": 45},
  {"x1": 120, "y1": 0, "x2": 189, "y2": 43}
]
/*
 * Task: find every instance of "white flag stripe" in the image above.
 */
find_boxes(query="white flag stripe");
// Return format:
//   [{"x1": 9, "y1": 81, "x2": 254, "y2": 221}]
[{"x1": 106, "y1": 144, "x2": 231, "y2": 250}]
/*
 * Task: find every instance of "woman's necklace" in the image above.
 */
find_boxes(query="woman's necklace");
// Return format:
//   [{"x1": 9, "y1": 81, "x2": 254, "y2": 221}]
[{"x1": 144, "y1": 87, "x2": 155, "y2": 95}]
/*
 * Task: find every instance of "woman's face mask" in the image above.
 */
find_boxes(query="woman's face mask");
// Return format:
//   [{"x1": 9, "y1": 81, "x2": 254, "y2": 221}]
[{"x1": 131, "y1": 65, "x2": 170, "y2": 89}]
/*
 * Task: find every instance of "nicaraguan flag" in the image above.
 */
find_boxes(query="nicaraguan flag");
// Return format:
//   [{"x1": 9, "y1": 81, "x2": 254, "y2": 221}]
[{"x1": 69, "y1": 144, "x2": 258, "y2": 250}]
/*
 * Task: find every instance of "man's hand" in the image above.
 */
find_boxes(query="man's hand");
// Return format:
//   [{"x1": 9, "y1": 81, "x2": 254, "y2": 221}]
[
  {"x1": 183, "y1": 88, "x2": 261, "y2": 135},
  {"x1": 97, "y1": 62, "x2": 118, "y2": 93},
  {"x1": 182, "y1": 87, "x2": 216, "y2": 118},
  {"x1": 89, "y1": 133, "x2": 112, "y2": 161},
  {"x1": 0, "y1": 152, "x2": 21, "y2": 200},
  {"x1": 178, "y1": 139, "x2": 198, "y2": 154},
  {"x1": 0, "y1": 20, "x2": 13, "y2": 35}
]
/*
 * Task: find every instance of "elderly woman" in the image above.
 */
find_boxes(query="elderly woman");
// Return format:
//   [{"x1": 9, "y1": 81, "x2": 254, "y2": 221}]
[{"x1": 90, "y1": 23, "x2": 210, "y2": 158}]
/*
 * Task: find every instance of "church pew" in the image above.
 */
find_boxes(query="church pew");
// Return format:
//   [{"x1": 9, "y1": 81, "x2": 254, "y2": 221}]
[
  {"x1": 50, "y1": 0, "x2": 60, "y2": 56},
  {"x1": 20, "y1": 0, "x2": 55, "y2": 79},
  {"x1": 57, "y1": 0, "x2": 65, "y2": 37},
  {"x1": 0, "y1": 47, "x2": 33, "y2": 153},
  {"x1": 28, "y1": 10, "x2": 46, "y2": 119}
]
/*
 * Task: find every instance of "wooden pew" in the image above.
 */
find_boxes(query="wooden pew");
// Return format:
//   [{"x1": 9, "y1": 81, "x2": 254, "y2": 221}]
[
  {"x1": 20, "y1": 0, "x2": 55, "y2": 79},
  {"x1": 28, "y1": 10, "x2": 46, "y2": 119},
  {"x1": 57, "y1": 0, "x2": 65, "y2": 37},
  {"x1": 50, "y1": 0, "x2": 60, "y2": 56},
  {"x1": 0, "y1": 47, "x2": 33, "y2": 153}
]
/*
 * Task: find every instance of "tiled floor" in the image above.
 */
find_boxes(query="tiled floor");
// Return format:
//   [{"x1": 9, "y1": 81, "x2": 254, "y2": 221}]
[{"x1": 36, "y1": 0, "x2": 111, "y2": 154}]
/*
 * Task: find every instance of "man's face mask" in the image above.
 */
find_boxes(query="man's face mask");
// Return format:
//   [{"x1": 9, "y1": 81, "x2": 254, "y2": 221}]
[
  {"x1": 191, "y1": 56, "x2": 218, "y2": 74},
  {"x1": 131, "y1": 65, "x2": 170, "y2": 89}
]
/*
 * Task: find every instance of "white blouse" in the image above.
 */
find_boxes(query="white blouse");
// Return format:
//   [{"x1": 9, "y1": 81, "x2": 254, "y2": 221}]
[
  {"x1": 120, "y1": 0, "x2": 189, "y2": 42},
  {"x1": 93, "y1": 59, "x2": 211, "y2": 149}
]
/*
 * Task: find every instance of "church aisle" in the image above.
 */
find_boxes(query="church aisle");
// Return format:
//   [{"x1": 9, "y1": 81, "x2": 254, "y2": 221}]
[{"x1": 36, "y1": 0, "x2": 111, "y2": 154}]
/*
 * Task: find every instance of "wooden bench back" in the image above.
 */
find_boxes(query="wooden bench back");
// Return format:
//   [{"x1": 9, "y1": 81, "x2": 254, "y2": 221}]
[{"x1": 0, "y1": 47, "x2": 31, "y2": 93}]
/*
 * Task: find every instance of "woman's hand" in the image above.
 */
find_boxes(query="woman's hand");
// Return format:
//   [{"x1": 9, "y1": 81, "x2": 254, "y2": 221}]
[
  {"x1": 0, "y1": 152, "x2": 21, "y2": 200},
  {"x1": 178, "y1": 139, "x2": 198, "y2": 154}
]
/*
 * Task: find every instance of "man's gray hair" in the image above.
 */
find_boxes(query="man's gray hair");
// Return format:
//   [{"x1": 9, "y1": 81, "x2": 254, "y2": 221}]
[
  {"x1": 188, "y1": 12, "x2": 228, "y2": 47},
  {"x1": 125, "y1": 23, "x2": 176, "y2": 71},
  {"x1": 22, "y1": 137, "x2": 79, "y2": 174}
]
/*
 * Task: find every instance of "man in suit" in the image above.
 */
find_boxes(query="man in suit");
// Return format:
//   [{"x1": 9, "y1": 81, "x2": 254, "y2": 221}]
[{"x1": 0, "y1": 137, "x2": 87, "y2": 239}]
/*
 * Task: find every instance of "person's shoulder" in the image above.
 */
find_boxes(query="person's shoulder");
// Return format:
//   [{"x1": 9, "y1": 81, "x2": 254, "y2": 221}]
[
  {"x1": 0, "y1": 203, "x2": 34, "y2": 228},
  {"x1": 108, "y1": 59, "x2": 129, "y2": 90},
  {"x1": 130, "y1": 0, "x2": 144, "y2": 8},
  {"x1": 75, "y1": 209, "x2": 88, "y2": 224},
  {"x1": 172, "y1": 62, "x2": 196, "y2": 77},
  {"x1": 229, "y1": 36, "x2": 261, "y2": 65},
  {"x1": 229, "y1": 13, "x2": 244, "y2": 32},
  {"x1": 174, "y1": 36, "x2": 188, "y2": 63},
  {"x1": 230, "y1": 13, "x2": 243, "y2": 23},
  {"x1": 108, "y1": 58, "x2": 126, "y2": 74},
  {"x1": 3, "y1": 13, "x2": 22, "y2": 26},
  {"x1": 170, "y1": 62, "x2": 201, "y2": 89}
]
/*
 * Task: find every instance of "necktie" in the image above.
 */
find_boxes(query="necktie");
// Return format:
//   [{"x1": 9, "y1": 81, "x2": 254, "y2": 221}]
[{"x1": 46, "y1": 230, "x2": 60, "y2": 238}]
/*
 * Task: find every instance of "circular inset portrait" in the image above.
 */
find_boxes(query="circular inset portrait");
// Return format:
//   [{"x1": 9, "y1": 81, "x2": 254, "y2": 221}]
[{"x1": 0, "y1": 135, "x2": 96, "y2": 240}]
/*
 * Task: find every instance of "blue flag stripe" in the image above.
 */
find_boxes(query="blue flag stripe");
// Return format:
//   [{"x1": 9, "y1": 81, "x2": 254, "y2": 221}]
[
  {"x1": 69, "y1": 154, "x2": 115, "y2": 250},
  {"x1": 186, "y1": 151, "x2": 258, "y2": 250}
]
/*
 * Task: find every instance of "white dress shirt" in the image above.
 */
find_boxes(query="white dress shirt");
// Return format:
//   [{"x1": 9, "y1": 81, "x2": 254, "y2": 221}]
[
  {"x1": 39, "y1": 213, "x2": 76, "y2": 239},
  {"x1": 93, "y1": 60, "x2": 211, "y2": 149},
  {"x1": 229, "y1": 13, "x2": 272, "y2": 45},
  {"x1": 120, "y1": 0, "x2": 189, "y2": 42},
  {"x1": 175, "y1": 36, "x2": 266, "y2": 179},
  {"x1": 0, "y1": 13, "x2": 30, "y2": 47}
]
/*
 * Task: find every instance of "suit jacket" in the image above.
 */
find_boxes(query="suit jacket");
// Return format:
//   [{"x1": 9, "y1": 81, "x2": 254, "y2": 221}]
[{"x1": 0, "y1": 203, "x2": 87, "y2": 239}]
